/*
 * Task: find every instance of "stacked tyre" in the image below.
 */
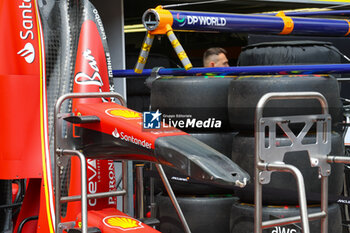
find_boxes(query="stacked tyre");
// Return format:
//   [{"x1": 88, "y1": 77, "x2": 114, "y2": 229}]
[
  {"x1": 230, "y1": 41, "x2": 345, "y2": 233},
  {"x1": 151, "y1": 76, "x2": 238, "y2": 233},
  {"x1": 151, "y1": 76, "x2": 238, "y2": 171},
  {"x1": 156, "y1": 195, "x2": 238, "y2": 233},
  {"x1": 150, "y1": 41, "x2": 345, "y2": 233},
  {"x1": 126, "y1": 53, "x2": 175, "y2": 112},
  {"x1": 230, "y1": 202, "x2": 342, "y2": 233}
]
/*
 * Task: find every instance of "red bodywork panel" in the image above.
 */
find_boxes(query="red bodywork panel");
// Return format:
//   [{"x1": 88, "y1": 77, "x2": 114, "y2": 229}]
[
  {"x1": 0, "y1": 0, "x2": 44, "y2": 179},
  {"x1": 75, "y1": 102, "x2": 187, "y2": 152},
  {"x1": 76, "y1": 208, "x2": 160, "y2": 233},
  {"x1": 66, "y1": 14, "x2": 179, "y2": 230},
  {"x1": 0, "y1": 75, "x2": 42, "y2": 179},
  {"x1": 64, "y1": 18, "x2": 121, "y2": 223},
  {"x1": 1, "y1": 0, "x2": 181, "y2": 231},
  {"x1": 72, "y1": 20, "x2": 112, "y2": 108},
  {"x1": 1, "y1": 1, "x2": 55, "y2": 231}
]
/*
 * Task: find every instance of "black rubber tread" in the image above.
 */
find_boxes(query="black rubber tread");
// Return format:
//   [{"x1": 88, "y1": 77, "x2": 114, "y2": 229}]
[
  {"x1": 191, "y1": 132, "x2": 238, "y2": 158},
  {"x1": 156, "y1": 194, "x2": 238, "y2": 233},
  {"x1": 126, "y1": 77, "x2": 150, "y2": 96},
  {"x1": 227, "y1": 75, "x2": 343, "y2": 132},
  {"x1": 127, "y1": 95, "x2": 150, "y2": 112},
  {"x1": 126, "y1": 54, "x2": 177, "y2": 112},
  {"x1": 231, "y1": 133, "x2": 345, "y2": 205},
  {"x1": 151, "y1": 76, "x2": 236, "y2": 132},
  {"x1": 126, "y1": 53, "x2": 175, "y2": 96},
  {"x1": 230, "y1": 202, "x2": 342, "y2": 233},
  {"x1": 237, "y1": 41, "x2": 341, "y2": 66}
]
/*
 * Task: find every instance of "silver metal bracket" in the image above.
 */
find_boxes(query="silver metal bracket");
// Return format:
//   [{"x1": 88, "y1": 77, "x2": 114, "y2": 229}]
[
  {"x1": 258, "y1": 114, "x2": 332, "y2": 184},
  {"x1": 57, "y1": 221, "x2": 75, "y2": 233},
  {"x1": 145, "y1": 66, "x2": 163, "y2": 89},
  {"x1": 56, "y1": 112, "x2": 76, "y2": 151}
]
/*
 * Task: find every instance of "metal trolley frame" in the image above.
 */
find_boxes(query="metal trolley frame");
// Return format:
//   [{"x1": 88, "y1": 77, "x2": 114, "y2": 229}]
[{"x1": 254, "y1": 92, "x2": 350, "y2": 233}]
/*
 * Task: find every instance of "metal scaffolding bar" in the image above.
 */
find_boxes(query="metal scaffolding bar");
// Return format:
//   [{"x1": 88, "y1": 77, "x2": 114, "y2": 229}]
[
  {"x1": 113, "y1": 63, "x2": 350, "y2": 77},
  {"x1": 142, "y1": 7, "x2": 350, "y2": 36}
]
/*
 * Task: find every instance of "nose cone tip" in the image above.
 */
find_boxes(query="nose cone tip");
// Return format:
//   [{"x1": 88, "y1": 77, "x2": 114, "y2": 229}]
[
  {"x1": 219, "y1": 163, "x2": 250, "y2": 188},
  {"x1": 235, "y1": 178, "x2": 248, "y2": 188},
  {"x1": 155, "y1": 135, "x2": 250, "y2": 188},
  {"x1": 222, "y1": 171, "x2": 249, "y2": 188}
]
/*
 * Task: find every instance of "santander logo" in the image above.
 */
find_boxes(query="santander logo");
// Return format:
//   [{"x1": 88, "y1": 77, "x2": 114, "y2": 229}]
[
  {"x1": 18, "y1": 0, "x2": 36, "y2": 64},
  {"x1": 17, "y1": 42, "x2": 35, "y2": 64}
]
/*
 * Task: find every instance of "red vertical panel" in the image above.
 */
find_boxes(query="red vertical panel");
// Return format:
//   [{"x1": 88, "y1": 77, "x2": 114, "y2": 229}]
[
  {"x1": 0, "y1": 1, "x2": 42, "y2": 179},
  {"x1": 64, "y1": 19, "x2": 117, "y2": 222}
]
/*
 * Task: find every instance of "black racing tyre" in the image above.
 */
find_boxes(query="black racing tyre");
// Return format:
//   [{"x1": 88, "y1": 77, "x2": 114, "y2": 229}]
[
  {"x1": 230, "y1": 202, "x2": 342, "y2": 233},
  {"x1": 191, "y1": 132, "x2": 238, "y2": 158},
  {"x1": 156, "y1": 194, "x2": 238, "y2": 233},
  {"x1": 127, "y1": 95, "x2": 150, "y2": 112},
  {"x1": 151, "y1": 76, "x2": 236, "y2": 132},
  {"x1": 126, "y1": 53, "x2": 174, "y2": 95},
  {"x1": 227, "y1": 75, "x2": 343, "y2": 132},
  {"x1": 237, "y1": 41, "x2": 342, "y2": 66},
  {"x1": 125, "y1": 53, "x2": 176, "y2": 112},
  {"x1": 126, "y1": 76, "x2": 150, "y2": 96},
  {"x1": 231, "y1": 133, "x2": 344, "y2": 205}
]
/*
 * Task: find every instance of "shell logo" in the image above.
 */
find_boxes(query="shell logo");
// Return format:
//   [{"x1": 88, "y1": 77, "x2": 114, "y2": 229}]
[
  {"x1": 103, "y1": 216, "x2": 144, "y2": 230},
  {"x1": 106, "y1": 108, "x2": 142, "y2": 120}
]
